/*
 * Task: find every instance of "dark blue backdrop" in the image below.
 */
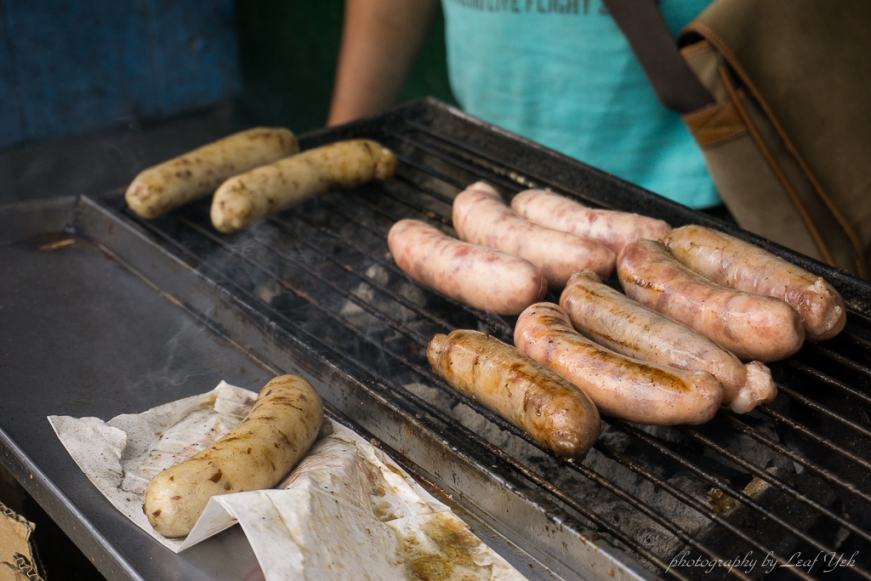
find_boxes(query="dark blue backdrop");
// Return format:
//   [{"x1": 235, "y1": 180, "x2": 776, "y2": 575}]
[{"x1": 0, "y1": 0, "x2": 241, "y2": 148}]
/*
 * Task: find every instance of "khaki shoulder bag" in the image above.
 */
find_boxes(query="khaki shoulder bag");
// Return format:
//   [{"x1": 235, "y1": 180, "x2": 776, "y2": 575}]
[{"x1": 604, "y1": 0, "x2": 871, "y2": 278}]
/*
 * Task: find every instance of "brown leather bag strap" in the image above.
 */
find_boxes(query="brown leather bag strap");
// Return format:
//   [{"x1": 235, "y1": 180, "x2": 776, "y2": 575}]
[{"x1": 602, "y1": 0, "x2": 715, "y2": 114}]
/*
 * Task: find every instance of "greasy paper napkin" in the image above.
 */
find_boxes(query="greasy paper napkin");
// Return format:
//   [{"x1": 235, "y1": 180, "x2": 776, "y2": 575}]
[{"x1": 49, "y1": 381, "x2": 526, "y2": 581}]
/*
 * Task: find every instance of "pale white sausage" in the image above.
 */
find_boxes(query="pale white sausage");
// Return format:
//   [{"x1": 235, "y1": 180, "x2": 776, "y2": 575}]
[
  {"x1": 388, "y1": 219, "x2": 547, "y2": 315},
  {"x1": 453, "y1": 181, "x2": 615, "y2": 287},
  {"x1": 515, "y1": 303, "x2": 724, "y2": 425},
  {"x1": 664, "y1": 225, "x2": 846, "y2": 342},
  {"x1": 560, "y1": 270, "x2": 776, "y2": 413},
  {"x1": 511, "y1": 189, "x2": 671, "y2": 254},
  {"x1": 617, "y1": 239, "x2": 805, "y2": 362}
]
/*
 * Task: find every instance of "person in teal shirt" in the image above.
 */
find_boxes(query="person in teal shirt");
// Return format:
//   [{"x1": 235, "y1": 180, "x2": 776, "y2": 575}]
[{"x1": 328, "y1": 0, "x2": 719, "y2": 209}]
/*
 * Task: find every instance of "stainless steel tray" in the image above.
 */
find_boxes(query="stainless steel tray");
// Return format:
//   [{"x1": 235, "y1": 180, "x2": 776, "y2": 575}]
[{"x1": 0, "y1": 196, "x2": 577, "y2": 581}]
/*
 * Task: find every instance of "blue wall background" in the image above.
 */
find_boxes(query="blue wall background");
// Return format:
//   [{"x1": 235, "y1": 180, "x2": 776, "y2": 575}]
[{"x1": 0, "y1": 0, "x2": 241, "y2": 148}]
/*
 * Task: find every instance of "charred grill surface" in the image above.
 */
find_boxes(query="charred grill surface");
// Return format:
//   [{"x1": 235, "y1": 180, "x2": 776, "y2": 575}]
[{"x1": 91, "y1": 101, "x2": 871, "y2": 580}]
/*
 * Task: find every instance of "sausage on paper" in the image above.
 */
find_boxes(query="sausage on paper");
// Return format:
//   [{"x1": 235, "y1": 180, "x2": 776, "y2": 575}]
[{"x1": 144, "y1": 375, "x2": 323, "y2": 538}]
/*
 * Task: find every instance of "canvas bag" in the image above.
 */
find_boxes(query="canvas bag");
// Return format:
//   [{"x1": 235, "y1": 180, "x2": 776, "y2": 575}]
[{"x1": 603, "y1": 0, "x2": 871, "y2": 278}]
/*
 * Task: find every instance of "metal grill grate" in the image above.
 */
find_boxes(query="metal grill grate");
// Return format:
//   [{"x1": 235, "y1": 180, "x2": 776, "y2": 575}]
[{"x1": 114, "y1": 103, "x2": 871, "y2": 580}]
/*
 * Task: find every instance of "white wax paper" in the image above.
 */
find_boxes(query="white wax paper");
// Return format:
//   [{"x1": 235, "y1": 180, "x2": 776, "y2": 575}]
[{"x1": 49, "y1": 381, "x2": 527, "y2": 581}]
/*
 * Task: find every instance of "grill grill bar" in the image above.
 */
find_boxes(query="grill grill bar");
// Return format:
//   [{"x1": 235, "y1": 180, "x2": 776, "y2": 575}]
[
  {"x1": 114, "y1": 103, "x2": 871, "y2": 580},
  {"x1": 593, "y1": 441, "x2": 815, "y2": 581},
  {"x1": 271, "y1": 215, "x2": 456, "y2": 331},
  {"x1": 677, "y1": 423, "x2": 871, "y2": 545},
  {"x1": 787, "y1": 357, "x2": 871, "y2": 407},
  {"x1": 389, "y1": 131, "x2": 528, "y2": 193},
  {"x1": 755, "y1": 404, "x2": 871, "y2": 472},
  {"x1": 394, "y1": 155, "x2": 467, "y2": 190},
  {"x1": 174, "y1": 204, "x2": 776, "y2": 580},
  {"x1": 393, "y1": 172, "x2": 457, "y2": 205},
  {"x1": 803, "y1": 344, "x2": 871, "y2": 383},
  {"x1": 567, "y1": 457, "x2": 758, "y2": 581},
  {"x1": 776, "y1": 384, "x2": 871, "y2": 441},
  {"x1": 613, "y1": 420, "x2": 871, "y2": 578},
  {"x1": 719, "y1": 414, "x2": 871, "y2": 504},
  {"x1": 401, "y1": 122, "x2": 556, "y2": 194},
  {"x1": 153, "y1": 205, "x2": 768, "y2": 579},
  {"x1": 317, "y1": 195, "x2": 517, "y2": 340}
]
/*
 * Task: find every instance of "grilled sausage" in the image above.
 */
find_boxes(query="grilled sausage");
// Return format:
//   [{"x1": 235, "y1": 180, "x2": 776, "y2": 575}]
[
  {"x1": 511, "y1": 189, "x2": 671, "y2": 254},
  {"x1": 388, "y1": 219, "x2": 547, "y2": 315},
  {"x1": 515, "y1": 303, "x2": 724, "y2": 425},
  {"x1": 617, "y1": 239, "x2": 804, "y2": 362},
  {"x1": 144, "y1": 375, "x2": 324, "y2": 537},
  {"x1": 663, "y1": 225, "x2": 846, "y2": 342},
  {"x1": 211, "y1": 139, "x2": 397, "y2": 233},
  {"x1": 428, "y1": 329, "x2": 601, "y2": 458},
  {"x1": 452, "y1": 181, "x2": 615, "y2": 287},
  {"x1": 560, "y1": 270, "x2": 777, "y2": 413},
  {"x1": 126, "y1": 128, "x2": 298, "y2": 219}
]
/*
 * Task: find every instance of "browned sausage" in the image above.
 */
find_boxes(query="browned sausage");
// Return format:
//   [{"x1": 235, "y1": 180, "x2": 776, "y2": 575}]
[
  {"x1": 144, "y1": 375, "x2": 323, "y2": 537},
  {"x1": 514, "y1": 303, "x2": 723, "y2": 425},
  {"x1": 617, "y1": 239, "x2": 805, "y2": 362},
  {"x1": 663, "y1": 225, "x2": 846, "y2": 342},
  {"x1": 388, "y1": 219, "x2": 547, "y2": 315},
  {"x1": 126, "y1": 128, "x2": 298, "y2": 219},
  {"x1": 452, "y1": 181, "x2": 615, "y2": 287},
  {"x1": 211, "y1": 139, "x2": 397, "y2": 233},
  {"x1": 427, "y1": 329, "x2": 601, "y2": 458},
  {"x1": 510, "y1": 189, "x2": 671, "y2": 254},
  {"x1": 560, "y1": 270, "x2": 777, "y2": 413}
]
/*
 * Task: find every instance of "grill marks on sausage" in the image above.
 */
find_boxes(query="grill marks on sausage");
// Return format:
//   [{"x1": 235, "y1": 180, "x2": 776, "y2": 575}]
[
  {"x1": 428, "y1": 330, "x2": 600, "y2": 459},
  {"x1": 144, "y1": 375, "x2": 324, "y2": 537},
  {"x1": 524, "y1": 306, "x2": 694, "y2": 394},
  {"x1": 516, "y1": 303, "x2": 724, "y2": 425}
]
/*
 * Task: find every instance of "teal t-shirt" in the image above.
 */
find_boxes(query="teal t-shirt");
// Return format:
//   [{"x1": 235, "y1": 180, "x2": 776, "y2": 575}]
[{"x1": 441, "y1": 0, "x2": 720, "y2": 209}]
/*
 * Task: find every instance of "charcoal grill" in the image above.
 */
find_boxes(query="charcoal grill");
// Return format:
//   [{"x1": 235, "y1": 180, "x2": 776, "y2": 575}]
[{"x1": 2, "y1": 99, "x2": 871, "y2": 581}]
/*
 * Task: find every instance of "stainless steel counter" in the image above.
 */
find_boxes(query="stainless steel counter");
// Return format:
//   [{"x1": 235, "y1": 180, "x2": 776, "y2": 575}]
[{"x1": 0, "y1": 197, "x2": 270, "y2": 580}]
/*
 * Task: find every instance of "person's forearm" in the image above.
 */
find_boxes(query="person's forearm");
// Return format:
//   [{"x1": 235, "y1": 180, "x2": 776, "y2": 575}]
[{"x1": 327, "y1": 0, "x2": 438, "y2": 126}]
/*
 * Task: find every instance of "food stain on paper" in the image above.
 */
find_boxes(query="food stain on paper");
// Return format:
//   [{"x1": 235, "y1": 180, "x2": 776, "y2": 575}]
[{"x1": 397, "y1": 513, "x2": 493, "y2": 581}]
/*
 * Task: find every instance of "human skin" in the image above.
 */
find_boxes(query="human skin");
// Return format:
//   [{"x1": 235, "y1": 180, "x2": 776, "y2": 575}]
[{"x1": 327, "y1": 0, "x2": 439, "y2": 126}]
